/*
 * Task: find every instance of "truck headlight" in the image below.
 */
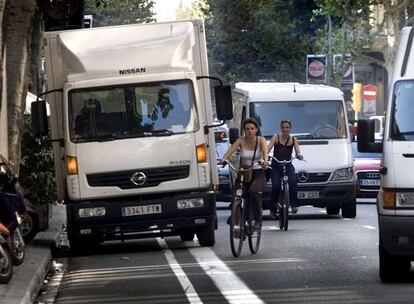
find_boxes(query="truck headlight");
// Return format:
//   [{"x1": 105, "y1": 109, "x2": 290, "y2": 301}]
[
  {"x1": 331, "y1": 167, "x2": 354, "y2": 181},
  {"x1": 78, "y1": 207, "x2": 106, "y2": 218},
  {"x1": 177, "y1": 198, "x2": 204, "y2": 209}
]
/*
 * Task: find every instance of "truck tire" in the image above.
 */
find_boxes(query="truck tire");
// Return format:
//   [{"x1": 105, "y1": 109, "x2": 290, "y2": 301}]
[
  {"x1": 69, "y1": 236, "x2": 103, "y2": 254},
  {"x1": 179, "y1": 231, "x2": 194, "y2": 242},
  {"x1": 379, "y1": 242, "x2": 411, "y2": 283},
  {"x1": 197, "y1": 224, "x2": 215, "y2": 247},
  {"x1": 342, "y1": 199, "x2": 356, "y2": 218},
  {"x1": 326, "y1": 205, "x2": 340, "y2": 215}
]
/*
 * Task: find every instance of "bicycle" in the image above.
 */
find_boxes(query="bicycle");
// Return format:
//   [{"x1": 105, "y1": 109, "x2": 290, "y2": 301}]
[
  {"x1": 269, "y1": 156, "x2": 303, "y2": 231},
  {"x1": 226, "y1": 161, "x2": 263, "y2": 257}
]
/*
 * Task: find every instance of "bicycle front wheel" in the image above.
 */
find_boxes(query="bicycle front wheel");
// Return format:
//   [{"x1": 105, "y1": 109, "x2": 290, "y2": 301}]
[
  {"x1": 248, "y1": 219, "x2": 261, "y2": 254},
  {"x1": 282, "y1": 188, "x2": 289, "y2": 231},
  {"x1": 230, "y1": 199, "x2": 244, "y2": 257},
  {"x1": 277, "y1": 193, "x2": 284, "y2": 230}
]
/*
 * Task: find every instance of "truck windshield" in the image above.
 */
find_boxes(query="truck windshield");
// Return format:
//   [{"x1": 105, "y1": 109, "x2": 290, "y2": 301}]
[
  {"x1": 391, "y1": 80, "x2": 414, "y2": 141},
  {"x1": 68, "y1": 79, "x2": 198, "y2": 142},
  {"x1": 250, "y1": 100, "x2": 347, "y2": 139}
]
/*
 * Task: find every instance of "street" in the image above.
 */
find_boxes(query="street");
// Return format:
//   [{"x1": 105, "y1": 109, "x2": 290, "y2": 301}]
[{"x1": 36, "y1": 204, "x2": 414, "y2": 304}]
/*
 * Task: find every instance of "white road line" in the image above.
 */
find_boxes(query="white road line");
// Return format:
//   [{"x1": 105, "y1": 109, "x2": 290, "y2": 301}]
[
  {"x1": 157, "y1": 238, "x2": 203, "y2": 304},
  {"x1": 362, "y1": 225, "x2": 376, "y2": 230},
  {"x1": 261, "y1": 226, "x2": 279, "y2": 231},
  {"x1": 319, "y1": 210, "x2": 327, "y2": 214},
  {"x1": 189, "y1": 247, "x2": 264, "y2": 304},
  {"x1": 342, "y1": 218, "x2": 352, "y2": 221}
]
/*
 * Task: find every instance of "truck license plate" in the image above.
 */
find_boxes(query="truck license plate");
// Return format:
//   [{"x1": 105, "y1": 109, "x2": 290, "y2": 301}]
[
  {"x1": 297, "y1": 191, "x2": 319, "y2": 199},
  {"x1": 122, "y1": 204, "x2": 162, "y2": 216},
  {"x1": 360, "y1": 179, "x2": 380, "y2": 186}
]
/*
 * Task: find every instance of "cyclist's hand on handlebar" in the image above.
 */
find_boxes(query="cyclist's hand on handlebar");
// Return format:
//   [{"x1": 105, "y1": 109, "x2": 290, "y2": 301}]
[
  {"x1": 218, "y1": 159, "x2": 228, "y2": 167},
  {"x1": 296, "y1": 154, "x2": 304, "y2": 161},
  {"x1": 259, "y1": 160, "x2": 269, "y2": 169}
]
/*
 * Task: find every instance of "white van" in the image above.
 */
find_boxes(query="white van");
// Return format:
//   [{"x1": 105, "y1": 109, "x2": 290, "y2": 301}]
[
  {"x1": 358, "y1": 26, "x2": 414, "y2": 282},
  {"x1": 229, "y1": 82, "x2": 356, "y2": 218}
]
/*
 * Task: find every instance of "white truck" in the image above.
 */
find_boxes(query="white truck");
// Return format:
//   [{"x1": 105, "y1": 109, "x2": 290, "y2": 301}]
[
  {"x1": 229, "y1": 82, "x2": 356, "y2": 218},
  {"x1": 358, "y1": 26, "x2": 414, "y2": 282},
  {"x1": 31, "y1": 20, "x2": 233, "y2": 250}
]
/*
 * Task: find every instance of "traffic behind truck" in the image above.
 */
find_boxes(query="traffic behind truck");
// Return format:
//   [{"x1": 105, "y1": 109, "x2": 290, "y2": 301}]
[
  {"x1": 358, "y1": 26, "x2": 414, "y2": 282},
  {"x1": 31, "y1": 20, "x2": 233, "y2": 251},
  {"x1": 229, "y1": 82, "x2": 356, "y2": 218}
]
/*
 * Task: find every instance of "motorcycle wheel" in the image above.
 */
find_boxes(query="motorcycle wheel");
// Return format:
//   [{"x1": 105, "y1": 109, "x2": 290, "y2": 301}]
[
  {"x1": 0, "y1": 244, "x2": 13, "y2": 283},
  {"x1": 10, "y1": 228, "x2": 25, "y2": 266}
]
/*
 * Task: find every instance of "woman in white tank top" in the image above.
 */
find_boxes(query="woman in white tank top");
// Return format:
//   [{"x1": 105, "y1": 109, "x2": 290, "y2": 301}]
[{"x1": 220, "y1": 118, "x2": 268, "y2": 229}]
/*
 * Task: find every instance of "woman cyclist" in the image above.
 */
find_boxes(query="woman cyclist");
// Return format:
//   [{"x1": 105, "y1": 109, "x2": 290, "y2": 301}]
[
  {"x1": 219, "y1": 118, "x2": 268, "y2": 230},
  {"x1": 267, "y1": 120, "x2": 303, "y2": 214}
]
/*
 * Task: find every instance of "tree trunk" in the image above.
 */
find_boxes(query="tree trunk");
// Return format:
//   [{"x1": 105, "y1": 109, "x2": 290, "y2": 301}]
[
  {"x1": 5, "y1": 0, "x2": 36, "y2": 175},
  {"x1": 0, "y1": 0, "x2": 6, "y2": 115}
]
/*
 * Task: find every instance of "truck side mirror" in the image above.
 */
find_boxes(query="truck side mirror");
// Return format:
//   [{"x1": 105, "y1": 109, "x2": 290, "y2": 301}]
[
  {"x1": 357, "y1": 119, "x2": 382, "y2": 153},
  {"x1": 31, "y1": 100, "x2": 48, "y2": 137},
  {"x1": 229, "y1": 127, "x2": 239, "y2": 144},
  {"x1": 215, "y1": 85, "x2": 233, "y2": 121}
]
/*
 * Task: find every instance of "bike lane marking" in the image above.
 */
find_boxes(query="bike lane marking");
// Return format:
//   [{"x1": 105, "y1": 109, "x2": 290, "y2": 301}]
[
  {"x1": 188, "y1": 246, "x2": 265, "y2": 304},
  {"x1": 157, "y1": 237, "x2": 203, "y2": 304},
  {"x1": 362, "y1": 225, "x2": 376, "y2": 230}
]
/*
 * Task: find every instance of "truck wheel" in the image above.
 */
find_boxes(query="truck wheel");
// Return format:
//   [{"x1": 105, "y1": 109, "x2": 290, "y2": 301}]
[
  {"x1": 342, "y1": 199, "x2": 356, "y2": 218},
  {"x1": 326, "y1": 205, "x2": 340, "y2": 215},
  {"x1": 196, "y1": 224, "x2": 215, "y2": 247},
  {"x1": 69, "y1": 236, "x2": 102, "y2": 254},
  {"x1": 179, "y1": 231, "x2": 194, "y2": 242},
  {"x1": 379, "y1": 242, "x2": 411, "y2": 283}
]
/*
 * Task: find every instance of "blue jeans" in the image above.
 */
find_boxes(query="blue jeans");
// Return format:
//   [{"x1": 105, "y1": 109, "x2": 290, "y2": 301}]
[{"x1": 270, "y1": 163, "x2": 297, "y2": 210}]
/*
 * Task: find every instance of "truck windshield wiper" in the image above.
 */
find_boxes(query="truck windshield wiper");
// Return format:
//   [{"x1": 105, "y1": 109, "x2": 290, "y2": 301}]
[
  {"x1": 399, "y1": 131, "x2": 414, "y2": 135},
  {"x1": 95, "y1": 133, "x2": 119, "y2": 142},
  {"x1": 143, "y1": 129, "x2": 174, "y2": 137}
]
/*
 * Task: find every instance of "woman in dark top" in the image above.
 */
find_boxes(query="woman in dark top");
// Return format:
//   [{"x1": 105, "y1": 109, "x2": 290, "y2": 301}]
[{"x1": 267, "y1": 120, "x2": 303, "y2": 212}]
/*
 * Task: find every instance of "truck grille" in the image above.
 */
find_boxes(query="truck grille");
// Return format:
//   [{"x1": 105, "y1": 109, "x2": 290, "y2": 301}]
[
  {"x1": 297, "y1": 172, "x2": 331, "y2": 184},
  {"x1": 87, "y1": 166, "x2": 190, "y2": 189}
]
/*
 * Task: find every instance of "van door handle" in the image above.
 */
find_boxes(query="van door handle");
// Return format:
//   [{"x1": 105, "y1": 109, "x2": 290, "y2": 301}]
[{"x1": 402, "y1": 154, "x2": 414, "y2": 158}]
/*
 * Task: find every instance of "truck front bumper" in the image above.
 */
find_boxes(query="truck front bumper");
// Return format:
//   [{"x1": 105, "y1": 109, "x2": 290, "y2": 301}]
[
  {"x1": 66, "y1": 190, "x2": 216, "y2": 241},
  {"x1": 263, "y1": 181, "x2": 356, "y2": 209},
  {"x1": 379, "y1": 214, "x2": 414, "y2": 258}
]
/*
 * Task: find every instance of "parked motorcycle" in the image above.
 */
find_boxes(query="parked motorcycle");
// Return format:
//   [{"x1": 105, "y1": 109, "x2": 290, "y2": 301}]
[
  {"x1": 0, "y1": 222, "x2": 13, "y2": 283},
  {"x1": 0, "y1": 163, "x2": 26, "y2": 266}
]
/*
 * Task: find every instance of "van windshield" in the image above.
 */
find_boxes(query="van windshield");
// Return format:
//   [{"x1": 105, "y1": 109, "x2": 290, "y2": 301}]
[
  {"x1": 250, "y1": 100, "x2": 347, "y2": 139},
  {"x1": 68, "y1": 79, "x2": 199, "y2": 143},
  {"x1": 391, "y1": 80, "x2": 414, "y2": 141}
]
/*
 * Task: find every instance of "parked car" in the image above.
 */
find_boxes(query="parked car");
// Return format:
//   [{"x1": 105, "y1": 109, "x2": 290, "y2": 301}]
[
  {"x1": 214, "y1": 124, "x2": 232, "y2": 202},
  {"x1": 352, "y1": 142, "x2": 381, "y2": 202}
]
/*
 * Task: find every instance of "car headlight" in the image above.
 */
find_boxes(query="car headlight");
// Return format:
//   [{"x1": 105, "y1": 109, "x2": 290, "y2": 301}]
[{"x1": 331, "y1": 167, "x2": 354, "y2": 181}]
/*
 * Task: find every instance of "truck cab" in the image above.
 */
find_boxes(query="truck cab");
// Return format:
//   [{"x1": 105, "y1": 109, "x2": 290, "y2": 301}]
[
  {"x1": 32, "y1": 20, "x2": 232, "y2": 250},
  {"x1": 358, "y1": 26, "x2": 414, "y2": 282}
]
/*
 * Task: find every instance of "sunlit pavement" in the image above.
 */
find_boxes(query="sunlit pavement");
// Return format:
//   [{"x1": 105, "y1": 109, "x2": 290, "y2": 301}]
[{"x1": 36, "y1": 204, "x2": 414, "y2": 304}]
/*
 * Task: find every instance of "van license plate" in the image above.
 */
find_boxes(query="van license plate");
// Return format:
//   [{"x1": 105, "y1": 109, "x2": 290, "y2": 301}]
[
  {"x1": 122, "y1": 204, "x2": 162, "y2": 216},
  {"x1": 297, "y1": 191, "x2": 319, "y2": 199},
  {"x1": 360, "y1": 179, "x2": 380, "y2": 186}
]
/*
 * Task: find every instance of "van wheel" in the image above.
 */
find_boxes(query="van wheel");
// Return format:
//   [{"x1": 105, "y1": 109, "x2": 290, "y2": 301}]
[
  {"x1": 342, "y1": 199, "x2": 356, "y2": 218},
  {"x1": 379, "y1": 242, "x2": 411, "y2": 282},
  {"x1": 20, "y1": 211, "x2": 39, "y2": 243},
  {"x1": 196, "y1": 224, "x2": 215, "y2": 247},
  {"x1": 326, "y1": 205, "x2": 340, "y2": 215},
  {"x1": 179, "y1": 231, "x2": 194, "y2": 242}
]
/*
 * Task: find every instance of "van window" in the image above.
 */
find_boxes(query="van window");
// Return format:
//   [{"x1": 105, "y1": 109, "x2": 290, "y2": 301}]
[
  {"x1": 250, "y1": 100, "x2": 347, "y2": 139},
  {"x1": 391, "y1": 80, "x2": 414, "y2": 141}
]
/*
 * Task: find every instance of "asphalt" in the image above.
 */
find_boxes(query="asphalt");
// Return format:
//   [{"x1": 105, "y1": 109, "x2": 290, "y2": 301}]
[{"x1": 0, "y1": 203, "x2": 65, "y2": 304}]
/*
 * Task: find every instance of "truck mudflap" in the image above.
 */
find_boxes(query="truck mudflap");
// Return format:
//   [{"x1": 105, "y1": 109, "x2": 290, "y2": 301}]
[{"x1": 66, "y1": 190, "x2": 216, "y2": 242}]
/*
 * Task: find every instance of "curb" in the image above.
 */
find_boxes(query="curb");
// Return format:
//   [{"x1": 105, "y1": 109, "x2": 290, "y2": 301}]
[{"x1": 0, "y1": 204, "x2": 65, "y2": 304}]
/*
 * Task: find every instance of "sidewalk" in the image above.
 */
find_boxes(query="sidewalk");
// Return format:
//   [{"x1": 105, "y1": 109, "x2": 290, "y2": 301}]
[{"x1": 0, "y1": 203, "x2": 66, "y2": 304}]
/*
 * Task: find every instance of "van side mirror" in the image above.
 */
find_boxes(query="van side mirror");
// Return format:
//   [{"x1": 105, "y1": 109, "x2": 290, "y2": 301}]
[
  {"x1": 31, "y1": 100, "x2": 48, "y2": 137},
  {"x1": 215, "y1": 85, "x2": 233, "y2": 121},
  {"x1": 357, "y1": 119, "x2": 382, "y2": 153},
  {"x1": 229, "y1": 128, "x2": 239, "y2": 144}
]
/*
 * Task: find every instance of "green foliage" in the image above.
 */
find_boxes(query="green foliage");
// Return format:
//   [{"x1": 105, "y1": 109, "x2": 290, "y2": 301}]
[
  {"x1": 19, "y1": 115, "x2": 56, "y2": 205},
  {"x1": 205, "y1": 0, "x2": 320, "y2": 83},
  {"x1": 84, "y1": 0, "x2": 156, "y2": 27}
]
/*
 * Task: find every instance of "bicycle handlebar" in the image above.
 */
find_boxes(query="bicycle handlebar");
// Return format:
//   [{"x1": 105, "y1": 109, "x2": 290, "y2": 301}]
[
  {"x1": 225, "y1": 161, "x2": 263, "y2": 172},
  {"x1": 269, "y1": 155, "x2": 305, "y2": 164}
]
